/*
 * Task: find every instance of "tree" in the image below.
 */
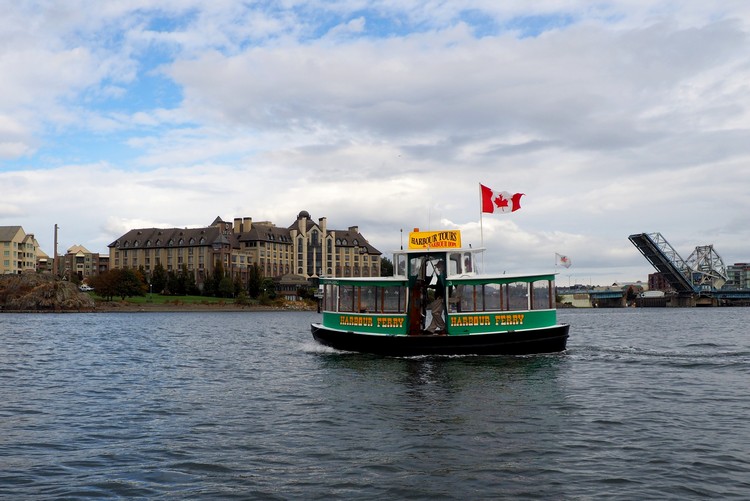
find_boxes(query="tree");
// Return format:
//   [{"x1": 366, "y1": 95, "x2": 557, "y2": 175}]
[
  {"x1": 261, "y1": 277, "x2": 276, "y2": 299},
  {"x1": 175, "y1": 265, "x2": 188, "y2": 295},
  {"x1": 114, "y1": 268, "x2": 147, "y2": 300},
  {"x1": 218, "y1": 276, "x2": 234, "y2": 298},
  {"x1": 235, "y1": 289, "x2": 250, "y2": 305},
  {"x1": 165, "y1": 270, "x2": 178, "y2": 295},
  {"x1": 380, "y1": 256, "x2": 393, "y2": 277},
  {"x1": 90, "y1": 269, "x2": 147, "y2": 301},
  {"x1": 90, "y1": 270, "x2": 118, "y2": 301},
  {"x1": 151, "y1": 263, "x2": 167, "y2": 294},
  {"x1": 204, "y1": 260, "x2": 226, "y2": 297},
  {"x1": 233, "y1": 275, "x2": 244, "y2": 296},
  {"x1": 184, "y1": 266, "x2": 199, "y2": 295},
  {"x1": 297, "y1": 285, "x2": 316, "y2": 300},
  {"x1": 248, "y1": 263, "x2": 262, "y2": 298}
]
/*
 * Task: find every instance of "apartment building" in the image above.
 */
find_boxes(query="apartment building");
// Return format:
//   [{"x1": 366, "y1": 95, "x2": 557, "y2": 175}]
[
  {"x1": 726, "y1": 263, "x2": 750, "y2": 289},
  {"x1": 60, "y1": 245, "x2": 108, "y2": 281},
  {"x1": 108, "y1": 211, "x2": 382, "y2": 289},
  {"x1": 0, "y1": 226, "x2": 42, "y2": 274}
]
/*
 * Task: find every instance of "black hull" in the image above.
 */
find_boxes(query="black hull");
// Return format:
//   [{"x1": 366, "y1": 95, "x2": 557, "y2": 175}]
[{"x1": 311, "y1": 324, "x2": 569, "y2": 357}]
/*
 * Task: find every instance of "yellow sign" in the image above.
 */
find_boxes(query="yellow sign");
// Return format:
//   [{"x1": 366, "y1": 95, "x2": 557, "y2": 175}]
[{"x1": 409, "y1": 230, "x2": 461, "y2": 249}]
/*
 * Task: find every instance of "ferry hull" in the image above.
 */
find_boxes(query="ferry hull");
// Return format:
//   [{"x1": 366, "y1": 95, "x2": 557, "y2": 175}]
[{"x1": 311, "y1": 323, "x2": 569, "y2": 357}]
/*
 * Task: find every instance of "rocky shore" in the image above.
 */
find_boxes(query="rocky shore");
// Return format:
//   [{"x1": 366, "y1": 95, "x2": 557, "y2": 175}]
[
  {"x1": 0, "y1": 274, "x2": 316, "y2": 313},
  {"x1": 0, "y1": 274, "x2": 95, "y2": 311}
]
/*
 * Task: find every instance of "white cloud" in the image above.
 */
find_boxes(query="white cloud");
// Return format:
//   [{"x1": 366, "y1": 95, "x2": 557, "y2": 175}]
[{"x1": 2, "y1": 2, "x2": 750, "y2": 284}]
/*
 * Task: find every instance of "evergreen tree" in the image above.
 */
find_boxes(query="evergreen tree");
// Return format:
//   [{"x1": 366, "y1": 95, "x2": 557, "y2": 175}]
[
  {"x1": 235, "y1": 289, "x2": 250, "y2": 305},
  {"x1": 380, "y1": 256, "x2": 393, "y2": 277},
  {"x1": 175, "y1": 265, "x2": 188, "y2": 295},
  {"x1": 261, "y1": 277, "x2": 276, "y2": 299},
  {"x1": 248, "y1": 263, "x2": 262, "y2": 298},
  {"x1": 233, "y1": 275, "x2": 244, "y2": 296},
  {"x1": 210, "y1": 260, "x2": 225, "y2": 297},
  {"x1": 166, "y1": 270, "x2": 178, "y2": 295},
  {"x1": 218, "y1": 276, "x2": 234, "y2": 298},
  {"x1": 151, "y1": 263, "x2": 167, "y2": 294},
  {"x1": 185, "y1": 268, "x2": 199, "y2": 295}
]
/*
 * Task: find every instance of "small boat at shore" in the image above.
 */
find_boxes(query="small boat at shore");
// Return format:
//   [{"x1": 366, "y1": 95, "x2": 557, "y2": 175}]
[{"x1": 311, "y1": 229, "x2": 569, "y2": 356}]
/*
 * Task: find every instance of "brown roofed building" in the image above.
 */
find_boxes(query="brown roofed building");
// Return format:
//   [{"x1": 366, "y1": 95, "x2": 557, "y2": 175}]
[
  {"x1": 107, "y1": 211, "x2": 382, "y2": 293},
  {"x1": 108, "y1": 224, "x2": 231, "y2": 289}
]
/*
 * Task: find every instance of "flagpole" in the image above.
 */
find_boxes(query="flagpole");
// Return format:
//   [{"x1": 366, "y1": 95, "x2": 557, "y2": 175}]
[
  {"x1": 556, "y1": 253, "x2": 560, "y2": 277},
  {"x1": 479, "y1": 183, "x2": 484, "y2": 248}
]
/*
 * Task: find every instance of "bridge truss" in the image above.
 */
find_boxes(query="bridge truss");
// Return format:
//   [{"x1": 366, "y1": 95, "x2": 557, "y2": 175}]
[{"x1": 628, "y1": 233, "x2": 728, "y2": 293}]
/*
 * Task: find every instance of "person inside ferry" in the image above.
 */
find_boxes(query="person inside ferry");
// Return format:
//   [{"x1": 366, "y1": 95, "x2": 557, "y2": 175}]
[{"x1": 425, "y1": 260, "x2": 447, "y2": 335}]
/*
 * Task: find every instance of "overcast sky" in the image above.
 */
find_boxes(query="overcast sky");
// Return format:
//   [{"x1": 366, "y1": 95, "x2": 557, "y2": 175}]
[{"x1": 2, "y1": 1, "x2": 750, "y2": 285}]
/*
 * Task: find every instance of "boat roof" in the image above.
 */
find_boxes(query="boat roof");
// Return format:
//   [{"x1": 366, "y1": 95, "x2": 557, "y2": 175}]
[
  {"x1": 391, "y1": 247, "x2": 486, "y2": 255},
  {"x1": 320, "y1": 270, "x2": 557, "y2": 284},
  {"x1": 319, "y1": 276, "x2": 409, "y2": 286}
]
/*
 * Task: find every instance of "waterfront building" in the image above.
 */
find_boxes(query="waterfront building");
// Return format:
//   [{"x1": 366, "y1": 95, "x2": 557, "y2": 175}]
[
  {"x1": 648, "y1": 272, "x2": 672, "y2": 292},
  {"x1": 288, "y1": 210, "x2": 381, "y2": 279},
  {"x1": 0, "y1": 226, "x2": 42, "y2": 274},
  {"x1": 108, "y1": 211, "x2": 382, "y2": 292},
  {"x1": 36, "y1": 247, "x2": 51, "y2": 273},
  {"x1": 726, "y1": 263, "x2": 750, "y2": 289},
  {"x1": 60, "y1": 245, "x2": 108, "y2": 281}
]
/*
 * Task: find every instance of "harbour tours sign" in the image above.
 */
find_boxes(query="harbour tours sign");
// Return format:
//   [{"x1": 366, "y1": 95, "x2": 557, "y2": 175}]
[{"x1": 408, "y1": 230, "x2": 461, "y2": 249}]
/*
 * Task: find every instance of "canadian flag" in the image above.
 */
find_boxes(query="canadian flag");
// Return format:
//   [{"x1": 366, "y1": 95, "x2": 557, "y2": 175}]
[{"x1": 480, "y1": 184, "x2": 524, "y2": 214}]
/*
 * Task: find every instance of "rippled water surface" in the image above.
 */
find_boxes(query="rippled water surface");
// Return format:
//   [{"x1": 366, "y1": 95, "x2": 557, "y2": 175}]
[{"x1": 2, "y1": 309, "x2": 750, "y2": 499}]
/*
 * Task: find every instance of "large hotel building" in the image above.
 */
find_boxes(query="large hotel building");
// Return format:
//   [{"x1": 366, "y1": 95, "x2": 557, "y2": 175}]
[{"x1": 108, "y1": 210, "x2": 382, "y2": 289}]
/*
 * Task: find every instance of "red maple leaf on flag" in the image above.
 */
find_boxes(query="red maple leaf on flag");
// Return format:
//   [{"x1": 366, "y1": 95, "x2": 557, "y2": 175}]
[{"x1": 493, "y1": 194, "x2": 509, "y2": 210}]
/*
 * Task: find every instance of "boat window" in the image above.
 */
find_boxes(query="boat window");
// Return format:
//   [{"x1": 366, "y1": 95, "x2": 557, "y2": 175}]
[
  {"x1": 448, "y1": 279, "x2": 553, "y2": 313},
  {"x1": 360, "y1": 287, "x2": 377, "y2": 313},
  {"x1": 382, "y1": 287, "x2": 406, "y2": 313},
  {"x1": 463, "y1": 252, "x2": 473, "y2": 273},
  {"x1": 448, "y1": 285, "x2": 468, "y2": 313},
  {"x1": 425, "y1": 259, "x2": 441, "y2": 279},
  {"x1": 450, "y1": 285, "x2": 483, "y2": 312},
  {"x1": 357, "y1": 286, "x2": 407, "y2": 313},
  {"x1": 449, "y1": 252, "x2": 462, "y2": 275},
  {"x1": 395, "y1": 254, "x2": 408, "y2": 277},
  {"x1": 338, "y1": 285, "x2": 356, "y2": 312},
  {"x1": 531, "y1": 280, "x2": 553, "y2": 310},
  {"x1": 322, "y1": 283, "x2": 407, "y2": 313},
  {"x1": 323, "y1": 284, "x2": 338, "y2": 311},
  {"x1": 409, "y1": 256, "x2": 425, "y2": 278},
  {"x1": 482, "y1": 284, "x2": 502, "y2": 310},
  {"x1": 506, "y1": 282, "x2": 529, "y2": 311}
]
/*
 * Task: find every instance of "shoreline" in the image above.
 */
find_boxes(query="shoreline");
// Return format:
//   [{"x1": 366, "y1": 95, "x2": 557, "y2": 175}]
[{"x1": 1, "y1": 301, "x2": 317, "y2": 314}]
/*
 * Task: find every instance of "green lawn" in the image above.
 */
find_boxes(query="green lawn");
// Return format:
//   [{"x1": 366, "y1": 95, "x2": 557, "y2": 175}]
[{"x1": 96, "y1": 293, "x2": 252, "y2": 305}]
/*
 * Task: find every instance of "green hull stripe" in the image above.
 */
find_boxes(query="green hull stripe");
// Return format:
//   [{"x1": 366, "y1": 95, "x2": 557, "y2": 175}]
[{"x1": 322, "y1": 310, "x2": 556, "y2": 336}]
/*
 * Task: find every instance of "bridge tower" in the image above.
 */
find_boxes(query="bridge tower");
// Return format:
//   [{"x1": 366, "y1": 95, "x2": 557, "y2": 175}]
[
  {"x1": 686, "y1": 245, "x2": 727, "y2": 290},
  {"x1": 628, "y1": 233, "x2": 728, "y2": 293}
]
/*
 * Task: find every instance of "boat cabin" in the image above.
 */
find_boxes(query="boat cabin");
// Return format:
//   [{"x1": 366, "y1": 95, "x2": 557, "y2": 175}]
[{"x1": 317, "y1": 229, "x2": 558, "y2": 337}]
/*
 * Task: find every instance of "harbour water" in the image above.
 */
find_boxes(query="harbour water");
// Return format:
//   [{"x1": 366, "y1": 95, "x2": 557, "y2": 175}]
[{"x1": 1, "y1": 308, "x2": 749, "y2": 499}]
